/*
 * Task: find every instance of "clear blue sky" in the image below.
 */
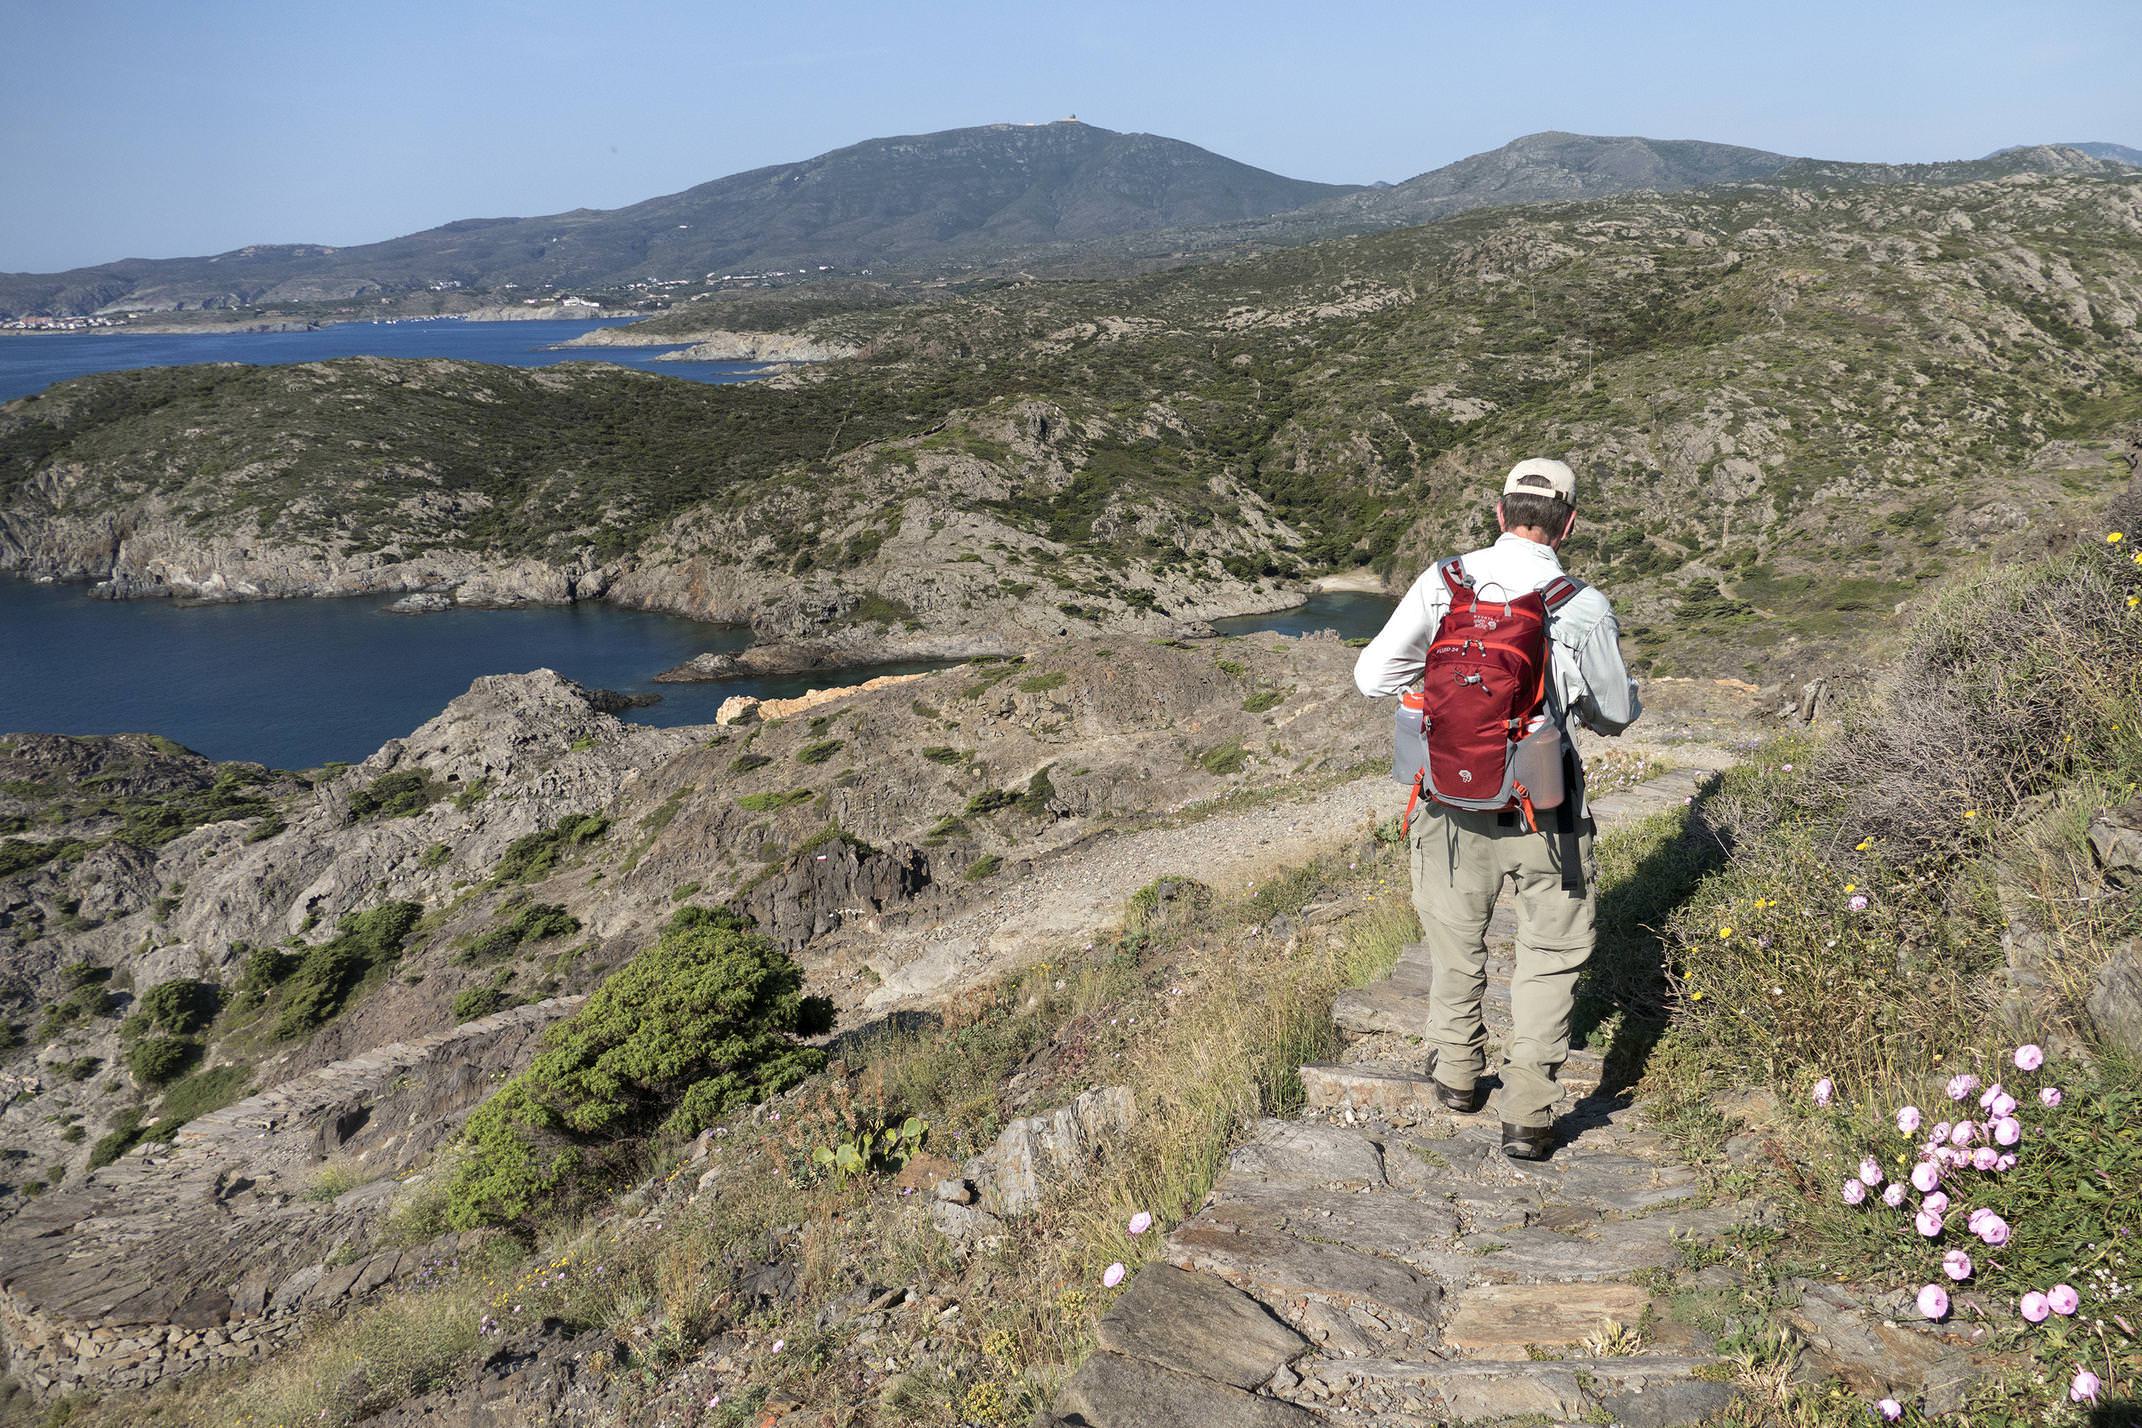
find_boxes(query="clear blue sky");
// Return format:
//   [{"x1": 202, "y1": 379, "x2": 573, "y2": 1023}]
[{"x1": 2, "y1": 0, "x2": 2136, "y2": 272}]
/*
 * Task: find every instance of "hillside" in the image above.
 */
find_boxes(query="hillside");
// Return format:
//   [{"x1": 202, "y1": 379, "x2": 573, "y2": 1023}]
[
  {"x1": 6, "y1": 168, "x2": 2140, "y2": 684},
  {"x1": 0, "y1": 121, "x2": 1359, "y2": 318}
]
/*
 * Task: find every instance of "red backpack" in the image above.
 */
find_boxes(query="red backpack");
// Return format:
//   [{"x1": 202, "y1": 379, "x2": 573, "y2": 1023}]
[{"x1": 1395, "y1": 558, "x2": 1577, "y2": 834}]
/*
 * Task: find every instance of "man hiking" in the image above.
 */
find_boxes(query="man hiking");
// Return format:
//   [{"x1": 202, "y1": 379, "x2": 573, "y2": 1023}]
[{"x1": 1353, "y1": 458, "x2": 1640, "y2": 1161}]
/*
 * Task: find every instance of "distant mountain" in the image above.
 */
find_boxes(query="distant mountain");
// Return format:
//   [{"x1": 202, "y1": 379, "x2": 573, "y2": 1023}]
[
  {"x1": 0, "y1": 121, "x2": 1361, "y2": 317},
  {"x1": 1310, "y1": 131, "x2": 1796, "y2": 227},
  {"x1": 1993, "y1": 141, "x2": 2141, "y2": 168},
  {"x1": 1794, "y1": 144, "x2": 2133, "y2": 187}
]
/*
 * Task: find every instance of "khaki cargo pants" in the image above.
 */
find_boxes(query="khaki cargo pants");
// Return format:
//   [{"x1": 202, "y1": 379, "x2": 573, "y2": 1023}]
[{"x1": 1408, "y1": 804, "x2": 1596, "y2": 1129}]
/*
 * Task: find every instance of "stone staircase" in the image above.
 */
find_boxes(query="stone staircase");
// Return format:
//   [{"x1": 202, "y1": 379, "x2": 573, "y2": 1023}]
[{"x1": 1043, "y1": 755, "x2": 1753, "y2": 1427}]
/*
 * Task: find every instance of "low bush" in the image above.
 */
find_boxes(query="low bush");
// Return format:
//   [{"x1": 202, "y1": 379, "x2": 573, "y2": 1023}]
[
  {"x1": 737, "y1": 789, "x2": 811, "y2": 813},
  {"x1": 796, "y1": 738, "x2": 844, "y2": 766},
  {"x1": 456, "y1": 902, "x2": 580, "y2": 966},
  {"x1": 444, "y1": 906, "x2": 833, "y2": 1230},
  {"x1": 130, "y1": 977, "x2": 220, "y2": 1036},
  {"x1": 347, "y1": 768, "x2": 443, "y2": 822},
  {"x1": 274, "y1": 901, "x2": 424, "y2": 1039},
  {"x1": 126, "y1": 1034, "x2": 200, "y2": 1087},
  {"x1": 492, "y1": 813, "x2": 609, "y2": 883}
]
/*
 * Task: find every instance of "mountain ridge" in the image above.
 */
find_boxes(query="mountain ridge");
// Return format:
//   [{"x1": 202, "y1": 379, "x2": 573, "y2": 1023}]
[{"x1": 5, "y1": 125, "x2": 2132, "y2": 319}]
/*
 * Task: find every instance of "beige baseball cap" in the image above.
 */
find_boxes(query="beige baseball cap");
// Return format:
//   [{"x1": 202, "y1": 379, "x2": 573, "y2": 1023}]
[{"x1": 1503, "y1": 457, "x2": 1577, "y2": 505}]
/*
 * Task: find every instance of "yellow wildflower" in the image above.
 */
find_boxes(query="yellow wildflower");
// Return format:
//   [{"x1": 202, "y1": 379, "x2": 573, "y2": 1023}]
[
  {"x1": 1962, "y1": 809, "x2": 1979, "y2": 820},
  {"x1": 1718, "y1": 926, "x2": 1734, "y2": 939},
  {"x1": 1854, "y1": 838, "x2": 1872, "y2": 851}
]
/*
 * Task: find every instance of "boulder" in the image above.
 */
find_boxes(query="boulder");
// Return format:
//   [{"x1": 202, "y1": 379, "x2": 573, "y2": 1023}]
[
  {"x1": 2090, "y1": 797, "x2": 2142, "y2": 888},
  {"x1": 2086, "y1": 941, "x2": 2142, "y2": 1061},
  {"x1": 931, "y1": 1086, "x2": 1134, "y2": 1237}
]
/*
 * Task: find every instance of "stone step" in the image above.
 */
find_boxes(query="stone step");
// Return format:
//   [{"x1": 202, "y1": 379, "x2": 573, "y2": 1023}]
[
  {"x1": 1047, "y1": 1349, "x2": 1321, "y2": 1428},
  {"x1": 1286, "y1": 1352, "x2": 1732, "y2": 1426},
  {"x1": 1441, "y1": 1280, "x2": 1657, "y2": 1353},
  {"x1": 1298, "y1": 1063, "x2": 1442, "y2": 1119}
]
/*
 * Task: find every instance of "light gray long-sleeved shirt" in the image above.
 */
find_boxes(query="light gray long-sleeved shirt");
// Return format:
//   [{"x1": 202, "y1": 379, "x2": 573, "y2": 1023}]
[{"x1": 1354, "y1": 534, "x2": 1641, "y2": 810}]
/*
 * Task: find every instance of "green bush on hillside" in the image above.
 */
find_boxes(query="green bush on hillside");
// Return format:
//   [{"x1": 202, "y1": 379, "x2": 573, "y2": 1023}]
[
  {"x1": 492, "y1": 814, "x2": 609, "y2": 883},
  {"x1": 345, "y1": 769, "x2": 442, "y2": 822},
  {"x1": 126, "y1": 1034, "x2": 200, "y2": 1087},
  {"x1": 274, "y1": 901, "x2": 424, "y2": 1039},
  {"x1": 455, "y1": 902, "x2": 580, "y2": 966},
  {"x1": 129, "y1": 978, "x2": 220, "y2": 1036},
  {"x1": 444, "y1": 906, "x2": 833, "y2": 1230}
]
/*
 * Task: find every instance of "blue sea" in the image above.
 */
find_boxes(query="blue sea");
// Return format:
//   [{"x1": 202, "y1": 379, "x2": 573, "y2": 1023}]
[
  {"x1": 0, "y1": 581, "x2": 1392, "y2": 770},
  {"x1": 0, "y1": 318, "x2": 763, "y2": 403},
  {"x1": 0, "y1": 580, "x2": 950, "y2": 770}
]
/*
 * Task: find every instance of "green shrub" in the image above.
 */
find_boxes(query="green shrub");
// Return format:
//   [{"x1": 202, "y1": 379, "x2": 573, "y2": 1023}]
[
  {"x1": 1017, "y1": 765, "x2": 1058, "y2": 817},
  {"x1": 1015, "y1": 671, "x2": 1068, "y2": 694},
  {"x1": 736, "y1": 790, "x2": 811, "y2": 813},
  {"x1": 0, "y1": 838, "x2": 88, "y2": 878},
  {"x1": 88, "y1": 1111, "x2": 147, "y2": 1171},
  {"x1": 796, "y1": 739, "x2": 844, "y2": 766},
  {"x1": 729, "y1": 753, "x2": 773, "y2": 773},
  {"x1": 130, "y1": 978, "x2": 220, "y2": 1036},
  {"x1": 418, "y1": 842, "x2": 451, "y2": 870},
  {"x1": 964, "y1": 788, "x2": 1018, "y2": 816},
  {"x1": 157, "y1": 1063, "x2": 252, "y2": 1125},
  {"x1": 920, "y1": 745, "x2": 968, "y2": 765},
  {"x1": 493, "y1": 814, "x2": 608, "y2": 883},
  {"x1": 451, "y1": 983, "x2": 514, "y2": 1022},
  {"x1": 126, "y1": 1034, "x2": 200, "y2": 1087},
  {"x1": 964, "y1": 854, "x2": 1003, "y2": 881},
  {"x1": 273, "y1": 901, "x2": 424, "y2": 1039},
  {"x1": 444, "y1": 906, "x2": 831, "y2": 1230},
  {"x1": 1197, "y1": 742, "x2": 1249, "y2": 775},
  {"x1": 346, "y1": 769, "x2": 442, "y2": 822},
  {"x1": 1241, "y1": 689, "x2": 1286, "y2": 713},
  {"x1": 456, "y1": 902, "x2": 580, "y2": 966}
]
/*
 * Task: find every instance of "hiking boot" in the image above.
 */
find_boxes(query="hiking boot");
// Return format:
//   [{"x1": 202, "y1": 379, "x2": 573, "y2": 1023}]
[
  {"x1": 1422, "y1": 1051, "x2": 1484, "y2": 1114},
  {"x1": 1501, "y1": 1123, "x2": 1556, "y2": 1161}
]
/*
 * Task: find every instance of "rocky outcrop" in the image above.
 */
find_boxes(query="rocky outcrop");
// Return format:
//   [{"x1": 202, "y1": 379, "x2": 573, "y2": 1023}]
[
  {"x1": 732, "y1": 837, "x2": 931, "y2": 950},
  {"x1": 930, "y1": 1085, "x2": 1135, "y2": 1239},
  {"x1": 0, "y1": 998, "x2": 577, "y2": 1396}
]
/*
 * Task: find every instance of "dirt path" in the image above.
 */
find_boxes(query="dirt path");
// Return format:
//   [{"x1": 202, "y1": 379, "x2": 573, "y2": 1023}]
[{"x1": 854, "y1": 678, "x2": 1756, "y2": 1014}]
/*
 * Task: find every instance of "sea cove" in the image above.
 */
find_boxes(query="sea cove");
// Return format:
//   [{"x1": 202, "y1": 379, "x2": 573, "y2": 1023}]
[
  {"x1": 0, "y1": 581, "x2": 1392, "y2": 769},
  {"x1": 0, "y1": 318, "x2": 768, "y2": 403}
]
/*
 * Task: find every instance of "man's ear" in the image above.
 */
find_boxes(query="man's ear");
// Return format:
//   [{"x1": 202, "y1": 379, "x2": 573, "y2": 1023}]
[
  {"x1": 1555, "y1": 508, "x2": 1579, "y2": 547},
  {"x1": 1494, "y1": 498, "x2": 1509, "y2": 534}
]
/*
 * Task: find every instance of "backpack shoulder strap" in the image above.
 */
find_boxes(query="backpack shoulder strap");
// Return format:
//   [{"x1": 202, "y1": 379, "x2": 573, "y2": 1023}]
[
  {"x1": 1539, "y1": 575, "x2": 1581, "y2": 611},
  {"x1": 1439, "y1": 557, "x2": 1473, "y2": 600}
]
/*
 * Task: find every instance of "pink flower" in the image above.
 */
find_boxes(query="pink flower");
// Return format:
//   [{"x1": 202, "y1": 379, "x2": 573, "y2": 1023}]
[
  {"x1": 1896, "y1": 1105, "x2": 1922, "y2": 1134},
  {"x1": 2020, "y1": 1291, "x2": 2051, "y2": 1323},
  {"x1": 1949, "y1": 1120, "x2": 1976, "y2": 1147},
  {"x1": 2047, "y1": 1283, "x2": 2079, "y2": 1316},
  {"x1": 1978, "y1": 1082, "x2": 2004, "y2": 1111},
  {"x1": 1992, "y1": 1117, "x2": 2021, "y2": 1147},
  {"x1": 1876, "y1": 1400, "x2": 1902, "y2": 1422},
  {"x1": 2039, "y1": 1086, "x2": 2062, "y2": 1108},
  {"x1": 1930, "y1": 1119, "x2": 1953, "y2": 1143},
  {"x1": 1922, "y1": 1191, "x2": 1949, "y2": 1216},
  {"x1": 1882, "y1": 1182, "x2": 1907, "y2": 1207},
  {"x1": 1914, "y1": 1208, "x2": 1943, "y2": 1237},
  {"x1": 1972, "y1": 1146, "x2": 2000, "y2": 1171},
  {"x1": 1978, "y1": 1216, "x2": 2011, "y2": 1247},
  {"x1": 1942, "y1": 1249, "x2": 1973, "y2": 1281},
  {"x1": 1102, "y1": 1262, "x2": 1126, "y2": 1289},
  {"x1": 770, "y1": 1338, "x2": 784, "y2": 1354},
  {"x1": 1916, "y1": 1283, "x2": 1950, "y2": 1320},
  {"x1": 1946, "y1": 1073, "x2": 1979, "y2": 1101},
  {"x1": 2012, "y1": 1044, "x2": 2043, "y2": 1072},
  {"x1": 1842, "y1": 1179, "x2": 1867, "y2": 1206},
  {"x1": 2070, "y1": 1369, "x2": 2101, "y2": 1405},
  {"x1": 1858, "y1": 1156, "x2": 1884, "y2": 1186},
  {"x1": 1910, "y1": 1161, "x2": 1942, "y2": 1193},
  {"x1": 1993, "y1": 1153, "x2": 2017, "y2": 1172},
  {"x1": 1127, "y1": 1211, "x2": 1152, "y2": 1236},
  {"x1": 1848, "y1": 894, "x2": 1869, "y2": 911},
  {"x1": 1987, "y1": 1091, "x2": 2017, "y2": 1119},
  {"x1": 1812, "y1": 1077, "x2": 1834, "y2": 1107}
]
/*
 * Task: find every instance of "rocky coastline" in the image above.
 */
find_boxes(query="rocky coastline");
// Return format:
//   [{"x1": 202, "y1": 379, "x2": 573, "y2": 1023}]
[{"x1": 557, "y1": 324, "x2": 858, "y2": 362}]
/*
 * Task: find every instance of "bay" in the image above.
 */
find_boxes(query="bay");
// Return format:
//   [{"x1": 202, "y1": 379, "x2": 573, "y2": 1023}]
[
  {"x1": 0, "y1": 318, "x2": 764, "y2": 403},
  {"x1": 0, "y1": 580, "x2": 940, "y2": 770},
  {"x1": 1209, "y1": 590, "x2": 1395, "y2": 642}
]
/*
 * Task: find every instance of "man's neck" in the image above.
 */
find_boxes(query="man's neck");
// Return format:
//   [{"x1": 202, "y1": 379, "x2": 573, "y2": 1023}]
[{"x1": 1500, "y1": 527, "x2": 1558, "y2": 550}]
